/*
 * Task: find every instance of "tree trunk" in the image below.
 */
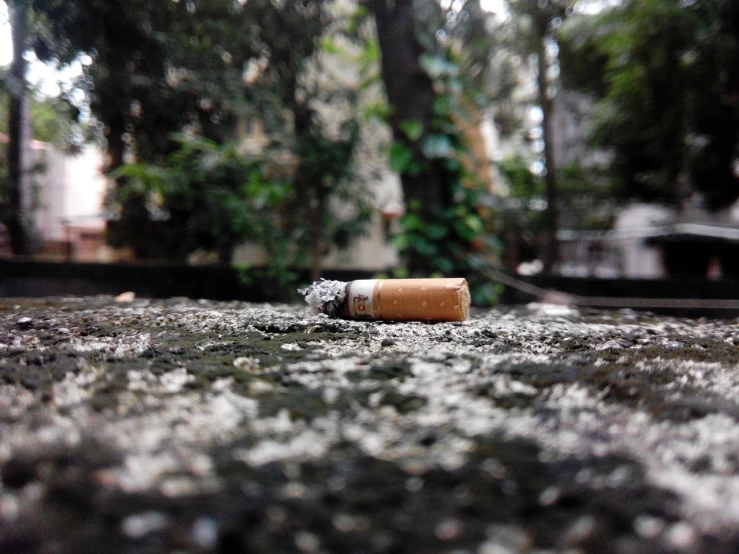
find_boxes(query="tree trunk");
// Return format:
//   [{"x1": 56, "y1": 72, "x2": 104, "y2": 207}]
[
  {"x1": 104, "y1": 110, "x2": 140, "y2": 252},
  {"x1": 725, "y1": 2, "x2": 739, "y2": 101},
  {"x1": 505, "y1": 226, "x2": 519, "y2": 272},
  {"x1": 6, "y1": 0, "x2": 37, "y2": 255},
  {"x1": 538, "y1": 43, "x2": 559, "y2": 275},
  {"x1": 218, "y1": 244, "x2": 234, "y2": 265},
  {"x1": 106, "y1": 112, "x2": 127, "y2": 174},
  {"x1": 371, "y1": 0, "x2": 452, "y2": 219}
]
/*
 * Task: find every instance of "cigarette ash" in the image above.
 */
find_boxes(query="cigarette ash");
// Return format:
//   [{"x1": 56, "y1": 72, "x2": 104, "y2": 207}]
[{"x1": 297, "y1": 279, "x2": 348, "y2": 317}]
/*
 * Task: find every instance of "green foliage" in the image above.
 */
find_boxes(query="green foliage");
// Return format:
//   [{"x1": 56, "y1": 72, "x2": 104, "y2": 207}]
[
  {"x1": 388, "y1": 141, "x2": 416, "y2": 174},
  {"x1": 30, "y1": 100, "x2": 65, "y2": 144},
  {"x1": 497, "y1": 155, "x2": 545, "y2": 265},
  {"x1": 360, "y1": 100, "x2": 390, "y2": 122},
  {"x1": 111, "y1": 136, "x2": 292, "y2": 263},
  {"x1": 399, "y1": 119, "x2": 423, "y2": 142},
  {"x1": 225, "y1": 0, "x2": 373, "y2": 278},
  {"x1": 500, "y1": 154, "x2": 543, "y2": 198},
  {"x1": 497, "y1": 153, "x2": 617, "y2": 269},
  {"x1": 110, "y1": 139, "x2": 302, "y2": 296},
  {"x1": 560, "y1": 0, "x2": 739, "y2": 209},
  {"x1": 388, "y1": 90, "x2": 502, "y2": 303},
  {"x1": 0, "y1": 87, "x2": 79, "y2": 147},
  {"x1": 34, "y1": 0, "x2": 268, "y2": 166},
  {"x1": 392, "y1": 192, "x2": 502, "y2": 305},
  {"x1": 110, "y1": 125, "x2": 369, "y2": 293},
  {"x1": 31, "y1": 0, "x2": 372, "y2": 283},
  {"x1": 369, "y1": 1, "x2": 504, "y2": 303}
]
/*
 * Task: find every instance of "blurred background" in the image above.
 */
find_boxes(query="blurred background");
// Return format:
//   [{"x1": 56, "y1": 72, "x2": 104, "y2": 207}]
[{"x1": 1, "y1": 0, "x2": 738, "y2": 306}]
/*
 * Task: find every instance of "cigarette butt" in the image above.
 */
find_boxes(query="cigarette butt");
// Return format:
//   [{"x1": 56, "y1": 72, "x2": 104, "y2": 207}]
[
  {"x1": 347, "y1": 278, "x2": 470, "y2": 322},
  {"x1": 299, "y1": 278, "x2": 470, "y2": 322}
]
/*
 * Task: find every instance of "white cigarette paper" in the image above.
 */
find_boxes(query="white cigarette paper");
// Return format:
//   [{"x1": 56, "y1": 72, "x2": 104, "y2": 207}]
[{"x1": 299, "y1": 278, "x2": 470, "y2": 322}]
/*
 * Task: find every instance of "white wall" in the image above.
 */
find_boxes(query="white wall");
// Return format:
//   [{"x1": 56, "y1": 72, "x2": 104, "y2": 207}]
[
  {"x1": 614, "y1": 204, "x2": 671, "y2": 278},
  {"x1": 35, "y1": 145, "x2": 107, "y2": 241}
]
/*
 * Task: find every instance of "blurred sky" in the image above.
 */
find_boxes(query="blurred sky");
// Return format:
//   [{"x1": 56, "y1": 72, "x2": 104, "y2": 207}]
[
  {"x1": 0, "y1": 2, "x2": 10, "y2": 67},
  {"x1": 1, "y1": 1, "x2": 86, "y2": 99}
]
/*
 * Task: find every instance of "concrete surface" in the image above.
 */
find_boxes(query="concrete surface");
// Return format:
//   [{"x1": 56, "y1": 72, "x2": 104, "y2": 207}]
[{"x1": 1, "y1": 296, "x2": 738, "y2": 553}]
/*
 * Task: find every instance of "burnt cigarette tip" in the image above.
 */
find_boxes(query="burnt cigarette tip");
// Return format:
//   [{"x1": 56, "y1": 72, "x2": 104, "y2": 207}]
[{"x1": 298, "y1": 278, "x2": 348, "y2": 318}]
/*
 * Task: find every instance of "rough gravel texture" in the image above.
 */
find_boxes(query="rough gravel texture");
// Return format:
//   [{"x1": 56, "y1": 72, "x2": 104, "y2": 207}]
[{"x1": 1, "y1": 296, "x2": 738, "y2": 553}]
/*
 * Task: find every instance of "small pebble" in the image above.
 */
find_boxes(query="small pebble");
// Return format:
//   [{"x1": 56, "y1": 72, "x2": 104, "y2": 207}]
[
  {"x1": 16, "y1": 317, "x2": 33, "y2": 329},
  {"x1": 191, "y1": 517, "x2": 218, "y2": 549},
  {"x1": 435, "y1": 517, "x2": 463, "y2": 540},
  {"x1": 633, "y1": 514, "x2": 665, "y2": 539},
  {"x1": 295, "y1": 531, "x2": 320, "y2": 553},
  {"x1": 121, "y1": 511, "x2": 168, "y2": 539},
  {"x1": 562, "y1": 515, "x2": 596, "y2": 545},
  {"x1": 664, "y1": 522, "x2": 696, "y2": 550},
  {"x1": 538, "y1": 486, "x2": 560, "y2": 506},
  {"x1": 115, "y1": 291, "x2": 136, "y2": 303}
]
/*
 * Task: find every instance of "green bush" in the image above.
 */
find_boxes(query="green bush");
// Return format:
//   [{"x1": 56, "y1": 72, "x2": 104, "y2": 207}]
[{"x1": 110, "y1": 135, "x2": 294, "y2": 266}]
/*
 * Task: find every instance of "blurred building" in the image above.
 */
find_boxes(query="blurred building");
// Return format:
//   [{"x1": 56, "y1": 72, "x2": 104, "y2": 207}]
[
  {"x1": 548, "y1": 89, "x2": 739, "y2": 280},
  {"x1": 0, "y1": 133, "x2": 107, "y2": 261},
  {"x1": 557, "y1": 200, "x2": 739, "y2": 280},
  {"x1": 557, "y1": 204, "x2": 669, "y2": 278},
  {"x1": 545, "y1": 90, "x2": 661, "y2": 278},
  {"x1": 34, "y1": 144, "x2": 108, "y2": 261},
  {"x1": 550, "y1": 89, "x2": 612, "y2": 170}
]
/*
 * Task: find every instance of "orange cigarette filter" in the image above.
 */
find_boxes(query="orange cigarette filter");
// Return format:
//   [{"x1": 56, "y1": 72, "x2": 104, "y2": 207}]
[{"x1": 300, "y1": 278, "x2": 470, "y2": 322}]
